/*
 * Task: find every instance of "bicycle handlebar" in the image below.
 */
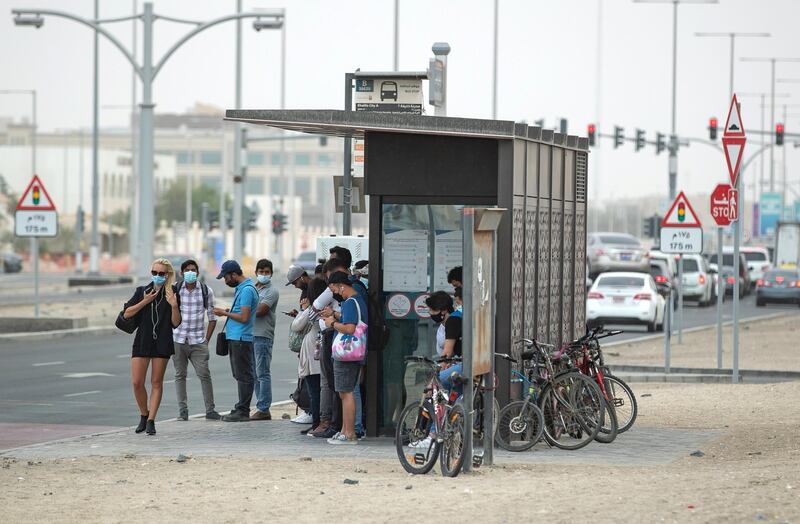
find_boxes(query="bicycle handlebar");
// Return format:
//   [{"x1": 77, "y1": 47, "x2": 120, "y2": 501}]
[{"x1": 404, "y1": 355, "x2": 463, "y2": 365}]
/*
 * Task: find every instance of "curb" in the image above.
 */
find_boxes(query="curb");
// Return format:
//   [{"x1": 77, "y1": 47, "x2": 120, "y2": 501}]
[
  {"x1": 605, "y1": 310, "x2": 796, "y2": 348},
  {"x1": 0, "y1": 400, "x2": 298, "y2": 456},
  {"x1": 0, "y1": 326, "x2": 121, "y2": 344}
]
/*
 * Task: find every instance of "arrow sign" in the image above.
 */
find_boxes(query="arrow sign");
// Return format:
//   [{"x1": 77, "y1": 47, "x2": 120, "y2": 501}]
[
  {"x1": 723, "y1": 136, "x2": 746, "y2": 187},
  {"x1": 662, "y1": 191, "x2": 702, "y2": 228},
  {"x1": 723, "y1": 93, "x2": 745, "y2": 137}
]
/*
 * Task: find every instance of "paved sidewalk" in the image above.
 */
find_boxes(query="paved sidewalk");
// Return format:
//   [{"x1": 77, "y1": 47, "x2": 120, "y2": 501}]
[{"x1": 0, "y1": 418, "x2": 720, "y2": 467}]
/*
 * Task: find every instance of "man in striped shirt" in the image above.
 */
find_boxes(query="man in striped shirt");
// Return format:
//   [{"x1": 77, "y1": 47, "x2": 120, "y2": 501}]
[{"x1": 171, "y1": 259, "x2": 221, "y2": 421}]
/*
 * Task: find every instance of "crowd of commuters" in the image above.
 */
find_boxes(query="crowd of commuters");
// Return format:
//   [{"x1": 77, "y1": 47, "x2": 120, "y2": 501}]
[{"x1": 121, "y1": 246, "x2": 371, "y2": 445}]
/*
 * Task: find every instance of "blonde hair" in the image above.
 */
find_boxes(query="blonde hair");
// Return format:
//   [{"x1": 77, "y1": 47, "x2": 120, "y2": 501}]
[{"x1": 152, "y1": 258, "x2": 177, "y2": 298}]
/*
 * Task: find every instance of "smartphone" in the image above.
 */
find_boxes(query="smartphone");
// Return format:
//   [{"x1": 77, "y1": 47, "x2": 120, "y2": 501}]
[{"x1": 282, "y1": 311, "x2": 295, "y2": 316}]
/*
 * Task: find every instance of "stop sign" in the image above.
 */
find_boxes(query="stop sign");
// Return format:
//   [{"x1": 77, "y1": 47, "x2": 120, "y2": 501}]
[{"x1": 710, "y1": 183, "x2": 738, "y2": 226}]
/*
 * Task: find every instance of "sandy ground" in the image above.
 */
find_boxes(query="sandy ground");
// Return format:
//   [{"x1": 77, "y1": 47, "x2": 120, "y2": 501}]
[
  {"x1": 605, "y1": 313, "x2": 800, "y2": 372},
  {"x1": 1, "y1": 380, "x2": 798, "y2": 524}
]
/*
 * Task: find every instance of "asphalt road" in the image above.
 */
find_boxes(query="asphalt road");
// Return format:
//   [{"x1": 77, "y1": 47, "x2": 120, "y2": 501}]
[
  {"x1": 606, "y1": 292, "x2": 799, "y2": 343},
  {"x1": 0, "y1": 283, "x2": 305, "y2": 428}
]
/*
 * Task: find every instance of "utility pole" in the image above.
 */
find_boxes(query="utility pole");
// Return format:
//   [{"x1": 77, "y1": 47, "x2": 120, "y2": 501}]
[
  {"x1": 89, "y1": 0, "x2": 100, "y2": 275},
  {"x1": 393, "y1": 0, "x2": 399, "y2": 70},
  {"x1": 232, "y1": 0, "x2": 243, "y2": 261},
  {"x1": 491, "y1": 0, "x2": 499, "y2": 119}
]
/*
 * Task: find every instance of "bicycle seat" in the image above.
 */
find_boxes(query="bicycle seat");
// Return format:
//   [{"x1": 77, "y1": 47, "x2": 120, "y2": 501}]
[{"x1": 521, "y1": 349, "x2": 537, "y2": 360}]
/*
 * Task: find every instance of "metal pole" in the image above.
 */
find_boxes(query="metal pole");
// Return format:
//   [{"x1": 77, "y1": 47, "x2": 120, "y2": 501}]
[
  {"x1": 677, "y1": 253, "x2": 683, "y2": 344},
  {"x1": 232, "y1": 0, "x2": 243, "y2": 260},
  {"x1": 716, "y1": 227, "x2": 723, "y2": 369},
  {"x1": 732, "y1": 176, "x2": 741, "y2": 383},
  {"x1": 728, "y1": 34, "x2": 734, "y2": 98},
  {"x1": 137, "y1": 2, "x2": 155, "y2": 276},
  {"x1": 770, "y1": 59, "x2": 775, "y2": 191},
  {"x1": 128, "y1": 0, "x2": 138, "y2": 271},
  {"x1": 462, "y1": 208, "x2": 474, "y2": 473},
  {"x1": 483, "y1": 226, "x2": 497, "y2": 466},
  {"x1": 782, "y1": 104, "x2": 787, "y2": 218},
  {"x1": 277, "y1": 19, "x2": 286, "y2": 266},
  {"x1": 668, "y1": 0, "x2": 678, "y2": 200},
  {"x1": 593, "y1": 0, "x2": 603, "y2": 227},
  {"x1": 89, "y1": 0, "x2": 100, "y2": 275},
  {"x1": 201, "y1": 202, "x2": 209, "y2": 268},
  {"x1": 77, "y1": 130, "x2": 84, "y2": 274},
  {"x1": 491, "y1": 0, "x2": 498, "y2": 119},
  {"x1": 342, "y1": 73, "x2": 353, "y2": 235},
  {"x1": 108, "y1": 212, "x2": 113, "y2": 256},
  {"x1": 393, "y1": 0, "x2": 399, "y2": 70},
  {"x1": 664, "y1": 284, "x2": 671, "y2": 373},
  {"x1": 32, "y1": 90, "x2": 39, "y2": 318},
  {"x1": 760, "y1": 94, "x2": 765, "y2": 231}
]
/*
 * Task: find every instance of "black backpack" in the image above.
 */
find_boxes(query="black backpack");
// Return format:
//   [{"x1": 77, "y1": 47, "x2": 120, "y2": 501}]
[{"x1": 172, "y1": 280, "x2": 209, "y2": 309}]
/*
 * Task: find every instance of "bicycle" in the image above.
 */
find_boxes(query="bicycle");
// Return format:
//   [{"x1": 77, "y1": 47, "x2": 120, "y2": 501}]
[
  {"x1": 567, "y1": 326, "x2": 638, "y2": 433},
  {"x1": 494, "y1": 352, "x2": 545, "y2": 452},
  {"x1": 515, "y1": 338, "x2": 607, "y2": 450},
  {"x1": 395, "y1": 355, "x2": 467, "y2": 476}
]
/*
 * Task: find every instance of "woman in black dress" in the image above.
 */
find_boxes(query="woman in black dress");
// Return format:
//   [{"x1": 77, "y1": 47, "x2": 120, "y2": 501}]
[{"x1": 123, "y1": 258, "x2": 182, "y2": 435}]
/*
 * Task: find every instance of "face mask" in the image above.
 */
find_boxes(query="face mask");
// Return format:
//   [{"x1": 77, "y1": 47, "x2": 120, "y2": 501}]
[
  {"x1": 360, "y1": 277, "x2": 369, "y2": 287},
  {"x1": 454, "y1": 304, "x2": 463, "y2": 313},
  {"x1": 257, "y1": 274, "x2": 271, "y2": 285},
  {"x1": 183, "y1": 271, "x2": 197, "y2": 284},
  {"x1": 430, "y1": 312, "x2": 445, "y2": 324},
  {"x1": 151, "y1": 275, "x2": 166, "y2": 286}
]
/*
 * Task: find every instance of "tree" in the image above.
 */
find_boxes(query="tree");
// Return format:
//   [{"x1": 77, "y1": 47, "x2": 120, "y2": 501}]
[{"x1": 155, "y1": 178, "x2": 230, "y2": 225}]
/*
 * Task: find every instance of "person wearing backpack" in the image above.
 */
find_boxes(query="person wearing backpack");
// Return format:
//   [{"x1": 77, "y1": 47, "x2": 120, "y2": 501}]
[
  {"x1": 213, "y1": 260, "x2": 259, "y2": 422},
  {"x1": 171, "y1": 259, "x2": 221, "y2": 421}
]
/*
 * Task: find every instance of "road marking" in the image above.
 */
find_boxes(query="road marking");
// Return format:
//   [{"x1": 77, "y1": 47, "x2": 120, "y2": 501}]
[
  {"x1": 116, "y1": 354, "x2": 129, "y2": 359},
  {"x1": 62, "y1": 372, "x2": 114, "y2": 379},
  {"x1": 32, "y1": 361, "x2": 65, "y2": 367},
  {"x1": 63, "y1": 390, "x2": 101, "y2": 398}
]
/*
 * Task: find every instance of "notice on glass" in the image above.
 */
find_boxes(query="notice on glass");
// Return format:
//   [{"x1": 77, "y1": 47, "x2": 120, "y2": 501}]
[
  {"x1": 383, "y1": 229, "x2": 429, "y2": 292},
  {"x1": 433, "y1": 230, "x2": 463, "y2": 291}
]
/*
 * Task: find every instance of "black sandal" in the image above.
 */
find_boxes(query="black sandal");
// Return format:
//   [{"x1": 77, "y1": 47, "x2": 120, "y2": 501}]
[
  {"x1": 135, "y1": 414, "x2": 148, "y2": 434},
  {"x1": 146, "y1": 419, "x2": 156, "y2": 435}
]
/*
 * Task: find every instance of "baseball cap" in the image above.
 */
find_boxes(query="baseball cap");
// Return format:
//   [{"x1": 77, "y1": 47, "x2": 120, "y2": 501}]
[
  {"x1": 327, "y1": 271, "x2": 353, "y2": 286},
  {"x1": 216, "y1": 260, "x2": 242, "y2": 279},
  {"x1": 285, "y1": 264, "x2": 307, "y2": 286}
]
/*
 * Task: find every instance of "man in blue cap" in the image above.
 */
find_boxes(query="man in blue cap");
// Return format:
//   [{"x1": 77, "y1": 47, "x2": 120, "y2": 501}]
[{"x1": 213, "y1": 260, "x2": 259, "y2": 422}]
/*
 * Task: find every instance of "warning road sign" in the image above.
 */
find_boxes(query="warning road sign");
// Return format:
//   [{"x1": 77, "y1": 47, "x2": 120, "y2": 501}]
[
  {"x1": 723, "y1": 94, "x2": 745, "y2": 137},
  {"x1": 661, "y1": 191, "x2": 702, "y2": 228},
  {"x1": 15, "y1": 175, "x2": 58, "y2": 238}
]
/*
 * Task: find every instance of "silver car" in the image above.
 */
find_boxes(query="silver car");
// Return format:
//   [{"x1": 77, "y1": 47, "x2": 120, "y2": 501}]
[{"x1": 587, "y1": 233, "x2": 649, "y2": 277}]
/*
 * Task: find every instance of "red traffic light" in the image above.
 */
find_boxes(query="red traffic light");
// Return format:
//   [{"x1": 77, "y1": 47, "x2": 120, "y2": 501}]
[
  {"x1": 776, "y1": 123, "x2": 784, "y2": 133},
  {"x1": 709, "y1": 117, "x2": 717, "y2": 128},
  {"x1": 587, "y1": 124, "x2": 596, "y2": 134}
]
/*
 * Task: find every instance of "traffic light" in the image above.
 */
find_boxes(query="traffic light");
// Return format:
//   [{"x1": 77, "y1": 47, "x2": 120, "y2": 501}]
[
  {"x1": 244, "y1": 205, "x2": 260, "y2": 231},
  {"x1": 319, "y1": 136, "x2": 328, "y2": 147},
  {"x1": 587, "y1": 124, "x2": 596, "y2": 147},
  {"x1": 709, "y1": 117, "x2": 718, "y2": 140},
  {"x1": 271, "y1": 212, "x2": 287, "y2": 236},
  {"x1": 776, "y1": 123, "x2": 784, "y2": 146},
  {"x1": 655, "y1": 133, "x2": 666, "y2": 155},
  {"x1": 642, "y1": 215, "x2": 661, "y2": 239},
  {"x1": 635, "y1": 129, "x2": 646, "y2": 151},
  {"x1": 208, "y1": 209, "x2": 219, "y2": 229},
  {"x1": 613, "y1": 126, "x2": 624, "y2": 148},
  {"x1": 76, "y1": 206, "x2": 85, "y2": 233},
  {"x1": 534, "y1": 118, "x2": 545, "y2": 128}
]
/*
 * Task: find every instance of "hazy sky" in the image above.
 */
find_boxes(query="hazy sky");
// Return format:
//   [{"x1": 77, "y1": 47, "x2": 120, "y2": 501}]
[{"x1": 1, "y1": 0, "x2": 800, "y2": 203}]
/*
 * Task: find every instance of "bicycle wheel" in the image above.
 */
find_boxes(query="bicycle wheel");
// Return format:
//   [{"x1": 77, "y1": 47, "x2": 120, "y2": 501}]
[
  {"x1": 602, "y1": 374, "x2": 638, "y2": 433},
  {"x1": 439, "y1": 404, "x2": 467, "y2": 478},
  {"x1": 538, "y1": 372, "x2": 603, "y2": 450},
  {"x1": 592, "y1": 397, "x2": 619, "y2": 444},
  {"x1": 472, "y1": 393, "x2": 501, "y2": 443},
  {"x1": 494, "y1": 399, "x2": 544, "y2": 452},
  {"x1": 395, "y1": 402, "x2": 440, "y2": 475}
]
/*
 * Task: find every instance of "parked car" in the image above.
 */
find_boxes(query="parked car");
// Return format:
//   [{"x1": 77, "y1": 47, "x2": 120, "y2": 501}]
[
  {"x1": 587, "y1": 233, "x2": 649, "y2": 277},
  {"x1": 720, "y1": 266, "x2": 746, "y2": 299},
  {"x1": 678, "y1": 254, "x2": 717, "y2": 307},
  {"x1": 755, "y1": 269, "x2": 800, "y2": 307},
  {"x1": 723, "y1": 246, "x2": 771, "y2": 290},
  {"x1": 586, "y1": 272, "x2": 666, "y2": 332},
  {"x1": 709, "y1": 252, "x2": 751, "y2": 295},
  {"x1": 0, "y1": 252, "x2": 23, "y2": 273},
  {"x1": 292, "y1": 250, "x2": 319, "y2": 272}
]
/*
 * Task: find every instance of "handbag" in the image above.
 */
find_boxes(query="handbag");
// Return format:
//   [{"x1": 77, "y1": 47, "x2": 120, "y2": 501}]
[
  {"x1": 288, "y1": 313, "x2": 311, "y2": 354},
  {"x1": 114, "y1": 288, "x2": 143, "y2": 334},
  {"x1": 331, "y1": 298, "x2": 367, "y2": 362},
  {"x1": 215, "y1": 320, "x2": 229, "y2": 356}
]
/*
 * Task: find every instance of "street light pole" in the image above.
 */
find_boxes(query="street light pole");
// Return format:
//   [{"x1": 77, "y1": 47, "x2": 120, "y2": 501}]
[
  {"x1": 393, "y1": 0, "x2": 399, "y2": 70},
  {"x1": 634, "y1": 0, "x2": 718, "y2": 200},
  {"x1": 694, "y1": 32, "x2": 770, "y2": 99},
  {"x1": 12, "y1": 4, "x2": 285, "y2": 277},
  {"x1": 233, "y1": 0, "x2": 243, "y2": 261},
  {"x1": 741, "y1": 57, "x2": 800, "y2": 193},
  {"x1": 492, "y1": 0, "x2": 499, "y2": 119},
  {"x1": 89, "y1": 0, "x2": 100, "y2": 275}
]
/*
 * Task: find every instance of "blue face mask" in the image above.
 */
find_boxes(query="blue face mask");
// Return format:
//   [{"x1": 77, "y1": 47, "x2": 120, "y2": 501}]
[
  {"x1": 257, "y1": 274, "x2": 271, "y2": 285},
  {"x1": 360, "y1": 277, "x2": 369, "y2": 288},
  {"x1": 183, "y1": 271, "x2": 197, "y2": 284},
  {"x1": 152, "y1": 275, "x2": 166, "y2": 286},
  {"x1": 455, "y1": 304, "x2": 463, "y2": 312}
]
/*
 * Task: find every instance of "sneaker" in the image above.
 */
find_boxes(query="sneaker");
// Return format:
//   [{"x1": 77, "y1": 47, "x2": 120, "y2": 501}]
[
  {"x1": 356, "y1": 431, "x2": 366, "y2": 441},
  {"x1": 177, "y1": 410, "x2": 189, "y2": 421},
  {"x1": 313, "y1": 426, "x2": 338, "y2": 439},
  {"x1": 221, "y1": 411, "x2": 250, "y2": 422},
  {"x1": 327, "y1": 432, "x2": 357, "y2": 445},
  {"x1": 408, "y1": 436, "x2": 433, "y2": 449},
  {"x1": 250, "y1": 410, "x2": 272, "y2": 421},
  {"x1": 205, "y1": 411, "x2": 222, "y2": 420},
  {"x1": 291, "y1": 412, "x2": 313, "y2": 424}
]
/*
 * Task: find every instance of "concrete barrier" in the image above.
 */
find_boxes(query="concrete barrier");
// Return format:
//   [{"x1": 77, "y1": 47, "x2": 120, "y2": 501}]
[
  {"x1": 0, "y1": 317, "x2": 88, "y2": 333},
  {"x1": 68, "y1": 276, "x2": 134, "y2": 287}
]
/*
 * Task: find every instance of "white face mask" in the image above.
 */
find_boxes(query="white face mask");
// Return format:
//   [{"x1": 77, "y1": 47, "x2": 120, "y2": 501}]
[{"x1": 257, "y1": 274, "x2": 271, "y2": 285}]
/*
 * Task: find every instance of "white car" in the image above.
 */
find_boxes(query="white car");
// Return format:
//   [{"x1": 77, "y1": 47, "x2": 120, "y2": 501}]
[
  {"x1": 586, "y1": 272, "x2": 666, "y2": 332},
  {"x1": 724, "y1": 246, "x2": 771, "y2": 290},
  {"x1": 679, "y1": 254, "x2": 717, "y2": 307}
]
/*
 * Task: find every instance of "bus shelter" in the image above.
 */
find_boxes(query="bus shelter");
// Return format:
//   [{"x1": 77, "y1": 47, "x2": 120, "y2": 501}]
[{"x1": 225, "y1": 110, "x2": 590, "y2": 436}]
